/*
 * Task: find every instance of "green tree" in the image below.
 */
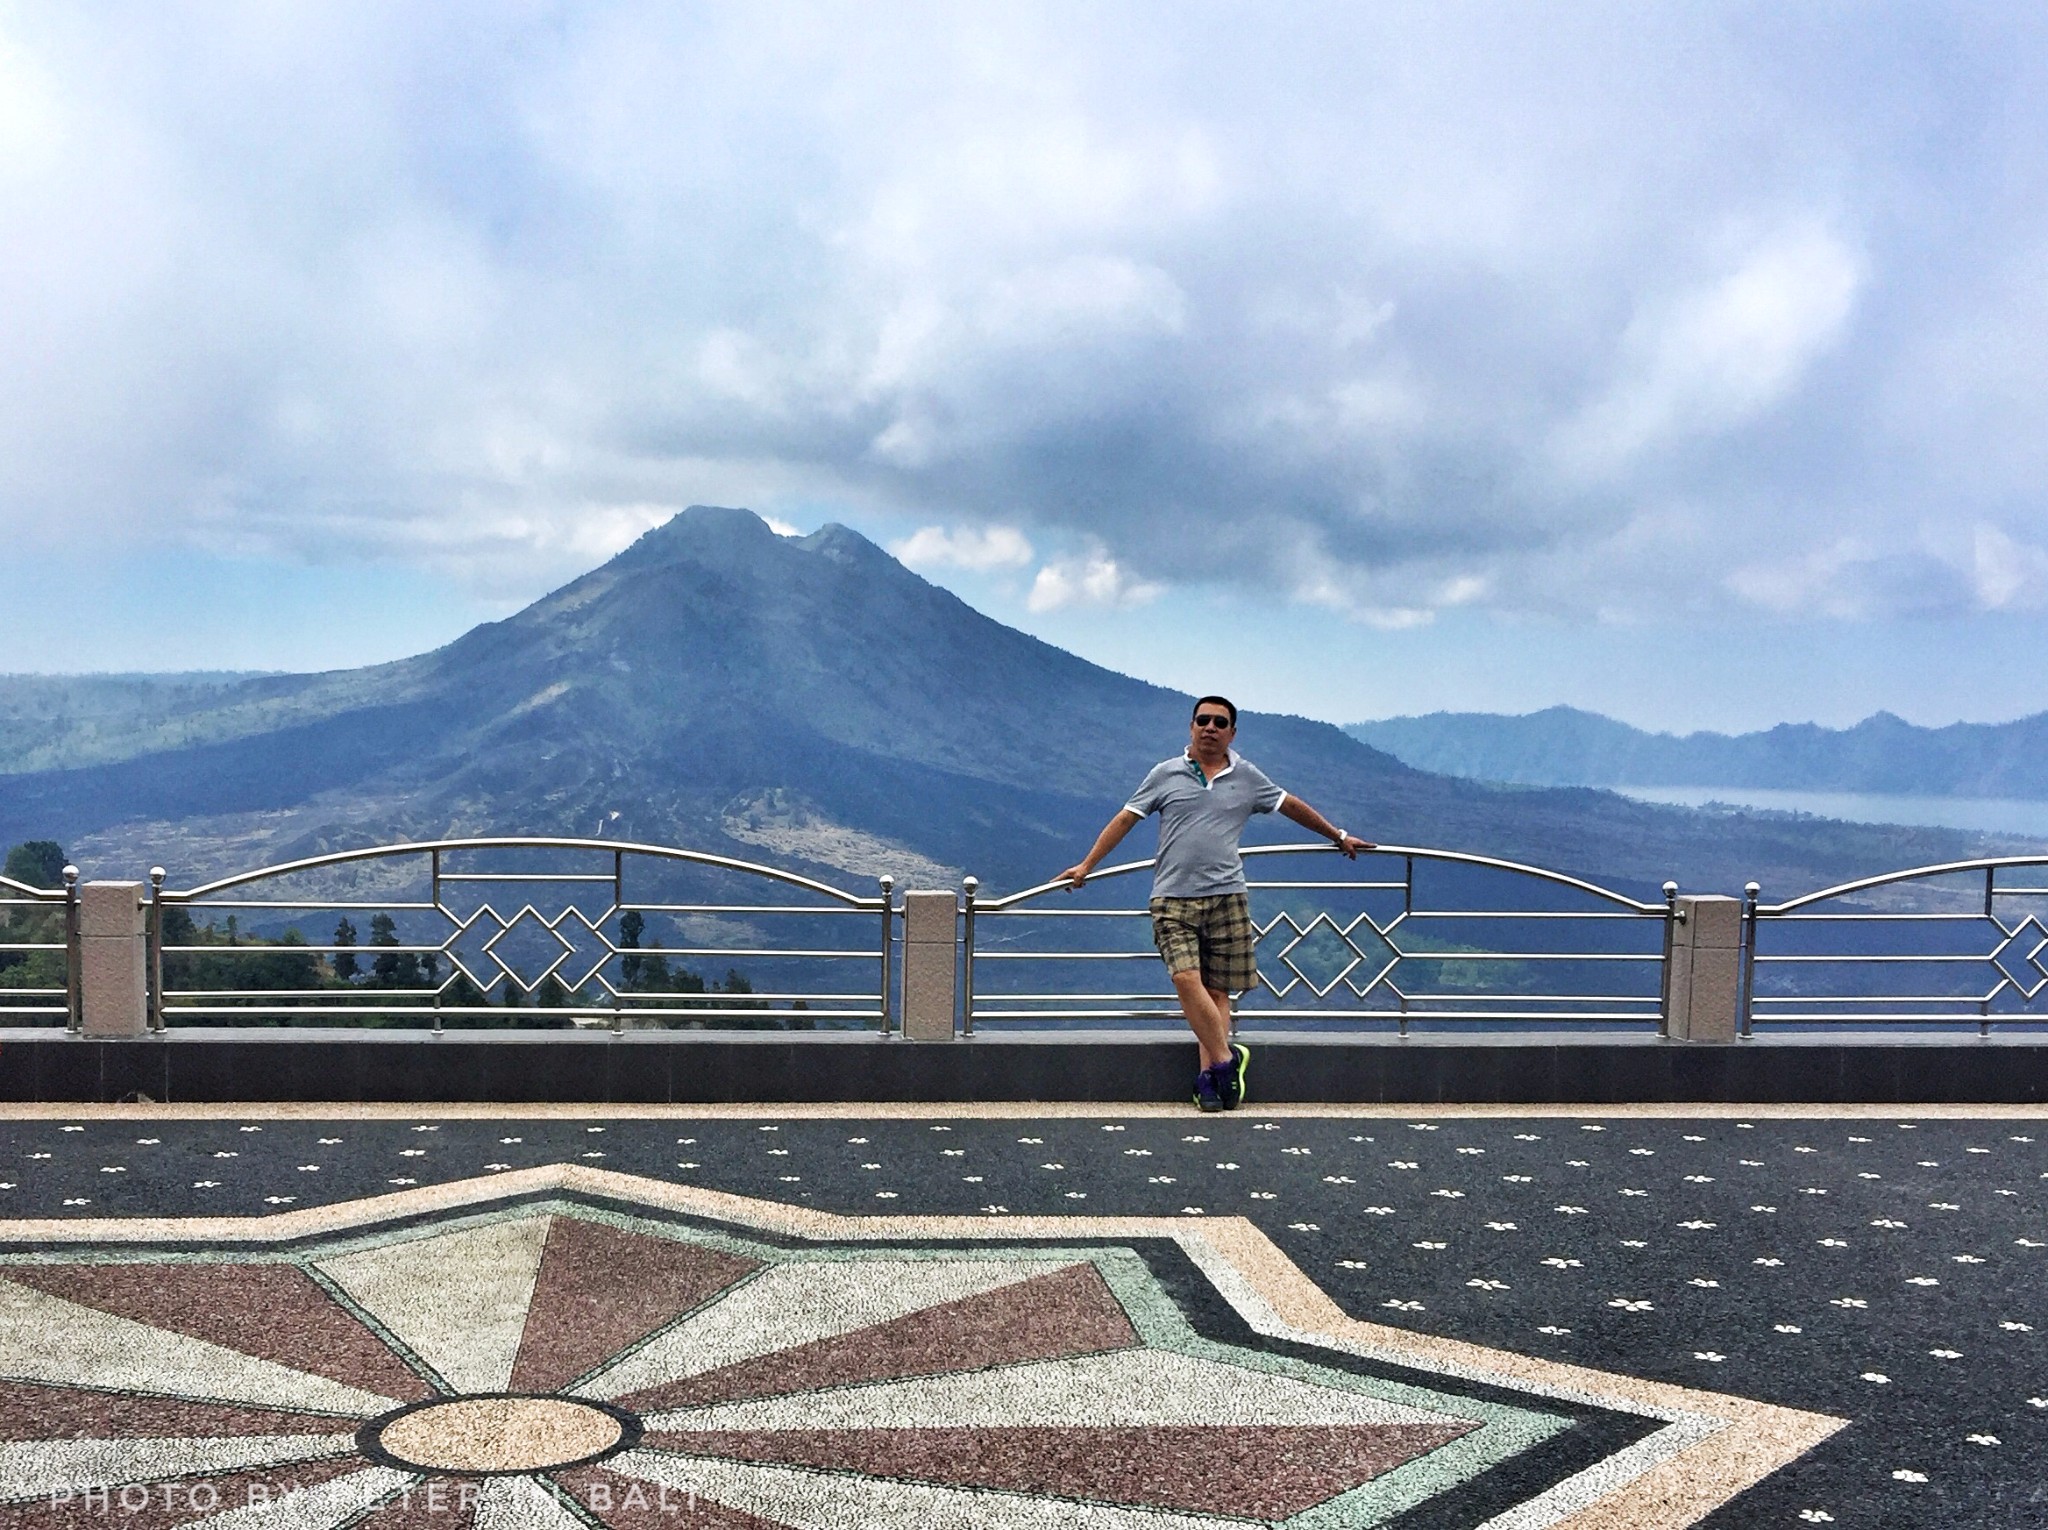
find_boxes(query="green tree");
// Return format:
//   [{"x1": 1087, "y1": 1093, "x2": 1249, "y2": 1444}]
[
  {"x1": 2, "y1": 841, "x2": 65, "y2": 889},
  {"x1": 619, "y1": 909, "x2": 645, "y2": 988},
  {"x1": 332, "y1": 918, "x2": 359, "y2": 982}
]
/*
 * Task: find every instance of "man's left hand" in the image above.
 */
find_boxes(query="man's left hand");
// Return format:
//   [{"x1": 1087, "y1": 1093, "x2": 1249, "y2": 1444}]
[{"x1": 1335, "y1": 834, "x2": 1373, "y2": 858}]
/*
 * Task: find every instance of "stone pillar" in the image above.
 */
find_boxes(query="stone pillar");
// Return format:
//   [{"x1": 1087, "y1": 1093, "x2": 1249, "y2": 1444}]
[
  {"x1": 899, "y1": 891, "x2": 958, "y2": 1041},
  {"x1": 1662, "y1": 894, "x2": 1743, "y2": 1042},
  {"x1": 79, "y1": 882, "x2": 148, "y2": 1038}
]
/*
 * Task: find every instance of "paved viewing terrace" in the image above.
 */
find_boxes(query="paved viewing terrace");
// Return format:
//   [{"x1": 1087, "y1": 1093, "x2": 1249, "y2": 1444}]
[{"x1": 0, "y1": 1102, "x2": 2040, "y2": 1527}]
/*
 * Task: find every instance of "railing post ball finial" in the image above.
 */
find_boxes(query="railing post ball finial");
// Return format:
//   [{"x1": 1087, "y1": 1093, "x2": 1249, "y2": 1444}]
[
  {"x1": 1662, "y1": 880, "x2": 1678, "y2": 901},
  {"x1": 149, "y1": 867, "x2": 166, "y2": 887},
  {"x1": 1744, "y1": 881, "x2": 1761, "y2": 899},
  {"x1": 62, "y1": 865, "x2": 78, "y2": 887},
  {"x1": 962, "y1": 874, "x2": 978, "y2": 897}
]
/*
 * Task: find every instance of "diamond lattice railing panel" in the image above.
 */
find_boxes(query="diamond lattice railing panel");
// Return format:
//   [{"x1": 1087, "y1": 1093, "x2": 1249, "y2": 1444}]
[
  {"x1": 445, "y1": 905, "x2": 513, "y2": 995},
  {"x1": 1989, "y1": 914, "x2": 2048, "y2": 1000},
  {"x1": 553, "y1": 906, "x2": 621, "y2": 993},
  {"x1": 1256, "y1": 911, "x2": 1401, "y2": 1001}
]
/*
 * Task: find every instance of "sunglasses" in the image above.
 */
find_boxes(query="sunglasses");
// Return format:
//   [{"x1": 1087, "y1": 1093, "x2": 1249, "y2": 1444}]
[{"x1": 1193, "y1": 714, "x2": 1233, "y2": 729}]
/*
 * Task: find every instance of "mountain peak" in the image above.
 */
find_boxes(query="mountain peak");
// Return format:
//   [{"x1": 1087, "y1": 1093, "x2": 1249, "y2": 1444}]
[{"x1": 610, "y1": 505, "x2": 778, "y2": 571}]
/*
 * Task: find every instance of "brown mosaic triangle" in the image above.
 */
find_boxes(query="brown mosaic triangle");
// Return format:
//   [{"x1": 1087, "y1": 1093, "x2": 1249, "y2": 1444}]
[
  {"x1": 615, "y1": 1260, "x2": 1138, "y2": 1414},
  {"x1": 0, "y1": 1264, "x2": 433, "y2": 1402},
  {"x1": 642, "y1": 1423, "x2": 1475, "y2": 1518},
  {"x1": 0, "y1": 1379, "x2": 358, "y2": 1441},
  {"x1": 510, "y1": 1216, "x2": 763, "y2": 1394}
]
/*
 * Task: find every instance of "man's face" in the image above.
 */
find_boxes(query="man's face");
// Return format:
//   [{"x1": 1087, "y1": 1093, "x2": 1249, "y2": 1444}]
[{"x1": 1189, "y1": 707, "x2": 1235, "y2": 754}]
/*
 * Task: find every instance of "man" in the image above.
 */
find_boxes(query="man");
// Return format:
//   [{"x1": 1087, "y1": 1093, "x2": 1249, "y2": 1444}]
[{"x1": 1059, "y1": 696, "x2": 1372, "y2": 1112}]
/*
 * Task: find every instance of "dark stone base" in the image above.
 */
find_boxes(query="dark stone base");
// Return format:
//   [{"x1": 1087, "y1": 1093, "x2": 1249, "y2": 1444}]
[{"x1": 5, "y1": 1029, "x2": 2048, "y2": 1104}]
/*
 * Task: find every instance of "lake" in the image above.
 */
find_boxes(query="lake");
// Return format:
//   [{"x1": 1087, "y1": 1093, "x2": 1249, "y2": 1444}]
[{"x1": 1615, "y1": 785, "x2": 2048, "y2": 839}]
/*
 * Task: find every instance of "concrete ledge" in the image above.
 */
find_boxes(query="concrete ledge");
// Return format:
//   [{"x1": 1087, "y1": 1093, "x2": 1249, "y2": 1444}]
[{"x1": 4, "y1": 1029, "x2": 2048, "y2": 1104}]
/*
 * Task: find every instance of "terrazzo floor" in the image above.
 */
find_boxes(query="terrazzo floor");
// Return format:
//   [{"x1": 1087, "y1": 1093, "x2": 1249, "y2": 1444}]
[{"x1": 0, "y1": 1103, "x2": 2040, "y2": 1527}]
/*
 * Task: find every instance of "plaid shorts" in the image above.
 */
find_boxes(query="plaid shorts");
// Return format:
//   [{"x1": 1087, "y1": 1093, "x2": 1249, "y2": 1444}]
[{"x1": 1150, "y1": 892, "x2": 1258, "y2": 994}]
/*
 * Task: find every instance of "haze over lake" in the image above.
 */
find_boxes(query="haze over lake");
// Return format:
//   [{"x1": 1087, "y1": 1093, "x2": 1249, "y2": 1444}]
[{"x1": 1613, "y1": 786, "x2": 2048, "y2": 840}]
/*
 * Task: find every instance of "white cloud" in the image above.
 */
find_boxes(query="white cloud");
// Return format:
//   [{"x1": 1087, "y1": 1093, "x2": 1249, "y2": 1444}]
[
  {"x1": 891, "y1": 524, "x2": 1034, "y2": 571},
  {"x1": 1026, "y1": 548, "x2": 1163, "y2": 611}
]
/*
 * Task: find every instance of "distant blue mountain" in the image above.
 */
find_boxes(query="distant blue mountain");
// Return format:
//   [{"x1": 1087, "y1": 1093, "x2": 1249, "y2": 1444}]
[
  {"x1": 1348, "y1": 706, "x2": 2048, "y2": 799},
  {"x1": 0, "y1": 510, "x2": 2034, "y2": 898}
]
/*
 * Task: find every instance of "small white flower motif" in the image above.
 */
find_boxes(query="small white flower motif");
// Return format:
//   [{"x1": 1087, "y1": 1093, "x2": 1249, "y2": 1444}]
[
  {"x1": 1608, "y1": 1298, "x2": 1654, "y2": 1312},
  {"x1": 408, "y1": 1125, "x2": 434, "y2": 1133},
  {"x1": 2011, "y1": 1136, "x2": 2034, "y2": 1143},
  {"x1": 1256, "y1": 1123, "x2": 1282, "y2": 1132},
  {"x1": 1817, "y1": 1239, "x2": 1848, "y2": 1248},
  {"x1": 1794, "y1": 1146, "x2": 1817, "y2": 1154},
  {"x1": 1466, "y1": 1278, "x2": 1509, "y2": 1291},
  {"x1": 1180, "y1": 1207, "x2": 1207, "y2": 1216},
  {"x1": 779, "y1": 1174, "x2": 801, "y2": 1183},
  {"x1": 316, "y1": 1137, "x2": 342, "y2": 1145},
  {"x1": 1929, "y1": 1349, "x2": 1962, "y2": 1360},
  {"x1": 1020, "y1": 1136, "x2": 1045, "y2": 1144},
  {"x1": 1871, "y1": 1218, "x2": 1907, "y2": 1228},
  {"x1": 1966, "y1": 1434, "x2": 2000, "y2": 1446},
  {"x1": 942, "y1": 1149, "x2": 966, "y2": 1157},
  {"x1": 1514, "y1": 1133, "x2": 1543, "y2": 1141},
  {"x1": 59, "y1": 1126, "x2": 83, "y2": 1133},
  {"x1": 757, "y1": 1126, "x2": 777, "y2": 1133},
  {"x1": 387, "y1": 1177, "x2": 417, "y2": 1185},
  {"x1": 1541, "y1": 1257, "x2": 1584, "y2": 1269},
  {"x1": 1065, "y1": 1192, "x2": 1087, "y2": 1200},
  {"x1": 1098, "y1": 1124, "x2": 1123, "y2": 1132},
  {"x1": 99, "y1": 1166, "x2": 125, "y2": 1175},
  {"x1": 1503, "y1": 1174, "x2": 1533, "y2": 1183},
  {"x1": 1775, "y1": 1324, "x2": 1803, "y2": 1333},
  {"x1": 1683, "y1": 1134, "x2": 1706, "y2": 1142},
  {"x1": 190, "y1": 1180, "x2": 219, "y2": 1189},
  {"x1": 1250, "y1": 1191, "x2": 1277, "y2": 1200},
  {"x1": 1389, "y1": 1161, "x2": 1419, "y2": 1170},
  {"x1": 1967, "y1": 1147, "x2": 1990, "y2": 1154},
  {"x1": 60, "y1": 1198, "x2": 90, "y2": 1207},
  {"x1": 1797, "y1": 1510, "x2": 1835, "y2": 1522},
  {"x1": 1849, "y1": 1135, "x2": 1872, "y2": 1143},
  {"x1": 1890, "y1": 1469, "x2": 1926, "y2": 1482},
  {"x1": 1337, "y1": 1259, "x2": 1370, "y2": 1269},
  {"x1": 398, "y1": 1149, "x2": 425, "y2": 1158},
  {"x1": 1677, "y1": 1220, "x2": 1718, "y2": 1229},
  {"x1": 1537, "y1": 1325, "x2": 1572, "y2": 1335},
  {"x1": 1740, "y1": 1159, "x2": 1764, "y2": 1166},
  {"x1": 1485, "y1": 1221, "x2": 1518, "y2": 1231},
  {"x1": 1566, "y1": 1160, "x2": 1590, "y2": 1168},
  {"x1": 1952, "y1": 1254, "x2": 1986, "y2": 1264},
  {"x1": 1347, "y1": 1134, "x2": 1374, "y2": 1142},
  {"x1": 1862, "y1": 1373, "x2": 1891, "y2": 1384},
  {"x1": 1322, "y1": 1175, "x2": 1356, "y2": 1184},
  {"x1": 1288, "y1": 1221, "x2": 1319, "y2": 1231},
  {"x1": 2019, "y1": 1239, "x2": 2046, "y2": 1248},
  {"x1": 1383, "y1": 1299, "x2": 1425, "y2": 1311},
  {"x1": 486, "y1": 1163, "x2": 512, "y2": 1173},
  {"x1": 211, "y1": 1152, "x2": 236, "y2": 1159},
  {"x1": 1689, "y1": 1278, "x2": 1720, "y2": 1288},
  {"x1": 930, "y1": 1125, "x2": 953, "y2": 1132},
  {"x1": 1619, "y1": 1189, "x2": 1649, "y2": 1198},
  {"x1": 1363, "y1": 1206, "x2": 1396, "y2": 1215},
  {"x1": 262, "y1": 1196, "x2": 295, "y2": 1205},
  {"x1": 1906, "y1": 1277, "x2": 1940, "y2": 1287},
  {"x1": 1629, "y1": 1149, "x2": 1656, "y2": 1157},
  {"x1": 675, "y1": 1162, "x2": 700, "y2": 1170},
  {"x1": 1122, "y1": 1148, "x2": 1151, "y2": 1157},
  {"x1": 295, "y1": 1165, "x2": 319, "y2": 1173},
  {"x1": 1799, "y1": 1188, "x2": 1828, "y2": 1196},
  {"x1": 1995, "y1": 1190, "x2": 2019, "y2": 1197},
  {"x1": 844, "y1": 1136, "x2": 865, "y2": 1144},
  {"x1": 586, "y1": 1126, "x2": 606, "y2": 1134},
  {"x1": 1755, "y1": 1257, "x2": 1784, "y2": 1266},
  {"x1": 1180, "y1": 1135, "x2": 1206, "y2": 1143},
  {"x1": 1283, "y1": 1147, "x2": 1313, "y2": 1156},
  {"x1": 1146, "y1": 1176, "x2": 1177, "y2": 1184},
  {"x1": 962, "y1": 1175, "x2": 984, "y2": 1183},
  {"x1": 766, "y1": 1149, "x2": 788, "y2": 1156},
  {"x1": 1858, "y1": 1173, "x2": 1881, "y2": 1180},
  {"x1": 1684, "y1": 1175, "x2": 1715, "y2": 1183},
  {"x1": 1412, "y1": 1241, "x2": 1447, "y2": 1250},
  {"x1": 1831, "y1": 1298, "x2": 1869, "y2": 1308},
  {"x1": 1692, "y1": 1351, "x2": 1725, "y2": 1363},
  {"x1": 980, "y1": 1204, "x2": 1010, "y2": 1214},
  {"x1": 1409, "y1": 1123, "x2": 1440, "y2": 1131},
  {"x1": 875, "y1": 1191, "x2": 899, "y2": 1200},
  {"x1": 1579, "y1": 1125, "x2": 1606, "y2": 1132},
  {"x1": 1556, "y1": 1205, "x2": 1589, "y2": 1215},
  {"x1": 502, "y1": 1136, "x2": 524, "y2": 1144},
  {"x1": 1041, "y1": 1162, "x2": 1066, "y2": 1170},
  {"x1": 1456, "y1": 1146, "x2": 1485, "y2": 1156},
  {"x1": 1620, "y1": 1239, "x2": 1649, "y2": 1248},
  {"x1": 1214, "y1": 1162, "x2": 1238, "y2": 1172},
  {"x1": 1751, "y1": 1205, "x2": 1779, "y2": 1213},
  {"x1": 239, "y1": 1126, "x2": 263, "y2": 1133},
  {"x1": 1929, "y1": 1202, "x2": 1961, "y2": 1211},
  {"x1": 1431, "y1": 1189, "x2": 1465, "y2": 1199},
  {"x1": 863, "y1": 1163, "x2": 883, "y2": 1170},
  {"x1": 2028, "y1": 1398, "x2": 2048, "y2": 1409},
  {"x1": 2000, "y1": 1321, "x2": 2034, "y2": 1331},
  {"x1": 135, "y1": 1138, "x2": 161, "y2": 1145}
]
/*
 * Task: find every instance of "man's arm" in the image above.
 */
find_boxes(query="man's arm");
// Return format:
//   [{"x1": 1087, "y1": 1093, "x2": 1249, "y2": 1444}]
[
  {"x1": 1059, "y1": 809, "x2": 1143, "y2": 888},
  {"x1": 1278, "y1": 795, "x2": 1374, "y2": 859}
]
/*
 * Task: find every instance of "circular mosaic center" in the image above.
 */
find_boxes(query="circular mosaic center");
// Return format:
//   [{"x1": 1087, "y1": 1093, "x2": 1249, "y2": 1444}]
[{"x1": 372, "y1": 1397, "x2": 629, "y2": 1474}]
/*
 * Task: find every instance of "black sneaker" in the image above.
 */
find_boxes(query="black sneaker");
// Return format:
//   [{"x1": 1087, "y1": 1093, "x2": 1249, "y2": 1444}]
[
  {"x1": 1219, "y1": 1043, "x2": 1250, "y2": 1109},
  {"x1": 1194, "y1": 1067, "x2": 1225, "y2": 1113}
]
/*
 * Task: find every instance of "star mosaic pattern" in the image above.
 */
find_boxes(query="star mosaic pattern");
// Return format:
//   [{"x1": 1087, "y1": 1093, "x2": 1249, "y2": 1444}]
[{"x1": 0, "y1": 1107, "x2": 2039, "y2": 1524}]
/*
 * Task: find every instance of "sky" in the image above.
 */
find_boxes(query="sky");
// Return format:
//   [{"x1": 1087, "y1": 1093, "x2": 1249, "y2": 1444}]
[{"x1": 4, "y1": 2, "x2": 2048, "y2": 734}]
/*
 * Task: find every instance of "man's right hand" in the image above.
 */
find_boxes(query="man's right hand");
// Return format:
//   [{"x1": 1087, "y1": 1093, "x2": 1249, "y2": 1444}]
[{"x1": 1057, "y1": 864, "x2": 1089, "y2": 890}]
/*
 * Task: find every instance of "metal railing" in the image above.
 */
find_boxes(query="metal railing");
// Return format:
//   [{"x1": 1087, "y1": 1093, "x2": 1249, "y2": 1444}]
[
  {"x1": 1748, "y1": 855, "x2": 2048, "y2": 1035},
  {"x1": 148, "y1": 839, "x2": 894, "y2": 1032},
  {"x1": 0, "y1": 867, "x2": 77, "y2": 1029},
  {"x1": 963, "y1": 843, "x2": 1670, "y2": 1035}
]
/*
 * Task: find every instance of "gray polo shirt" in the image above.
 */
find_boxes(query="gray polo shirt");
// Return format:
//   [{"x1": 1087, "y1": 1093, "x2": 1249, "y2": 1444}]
[{"x1": 1124, "y1": 749, "x2": 1288, "y2": 898}]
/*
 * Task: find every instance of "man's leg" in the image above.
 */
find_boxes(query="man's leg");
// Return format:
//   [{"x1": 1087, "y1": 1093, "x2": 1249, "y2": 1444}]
[{"x1": 1170, "y1": 968, "x2": 1233, "y2": 1068}]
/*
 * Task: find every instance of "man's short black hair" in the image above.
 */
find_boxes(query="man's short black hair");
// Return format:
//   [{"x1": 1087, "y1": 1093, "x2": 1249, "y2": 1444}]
[{"x1": 1192, "y1": 695, "x2": 1237, "y2": 727}]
